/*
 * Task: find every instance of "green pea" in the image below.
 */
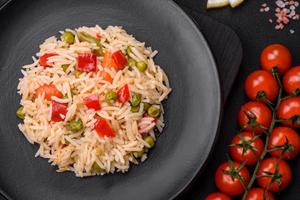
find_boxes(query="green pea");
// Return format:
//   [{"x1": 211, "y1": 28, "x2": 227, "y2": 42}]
[
  {"x1": 77, "y1": 32, "x2": 101, "y2": 46},
  {"x1": 128, "y1": 58, "x2": 137, "y2": 67},
  {"x1": 143, "y1": 102, "x2": 151, "y2": 111},
  {"x1": 16, "y1": 106, "x2": 25, "y2": 119},
  {"x1": 136, "y1": 61, "x2": 148, "y2": 72},
  {"x1": 144, "y1": 136, "x2": 155, "y2": 148},
  {"x1": 69, "y1": 119, "x2": 83, "y2": 133},
  {"x1": 61, "y1": 64, "x2": 69, "y2": 72},
  {"x1": 126, "y1": 46, "x2": 132, "y2": 55},
  {"x1": 62, "y1": 31, "x2": 75, "y2": 44},
  {"x1": 105, "y1": 91, "x2": 118, "y2": 104},
  {"x1": 74, "y1": 70, "x2": 82, "y2": 78},
  {"x1": 133, "y1": 149, "x2": 145, "y2": 158},
  {"x1": 147, "y1": 105, "x2": 161, "y2": 118},
  {"x1": 92, "y1": 162, "x2": 103, "y2": 173},
  {"x1": 131, "y1": 93, "x2": 141, "y2": 107},
  {"x1": 131, "y1": 105, "x2": 140, "y2": 113}
]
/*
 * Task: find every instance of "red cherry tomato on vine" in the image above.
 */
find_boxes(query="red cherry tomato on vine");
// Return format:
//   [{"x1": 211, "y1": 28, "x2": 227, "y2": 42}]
[
  {"x1": 283, "y1": 66, "x2": 300, "y2": 94},
  {"x1": 205, "y1": 192, "x2": 232, "y2": 200},
  {"x1": 238, "y1": 101, "x2": 272, "y2": 134},
  {"x1": 229, "y1": 132, "x2": 264, "y2": 166},
  {"x1": 268, "y1": 127, "x2": 300, "y2": 160},
  {"x1": 256, "y1": 157, "x2": 292, "y2": 192},
  {"x1": 245, "y1": 70, "x2": 279, "y2": 101},
  {"x1": 277, "y1": 96, "x2": 300, "y2": 128},
  {"x1": 260, "y1": 44, "x2": 292, "y2": 75},
  {"x1": 214, "y1": 161, "x2": 250, "y2": 196},
  {"x1": 245, "y1": 188, "x2": 275, "y2": 200}
]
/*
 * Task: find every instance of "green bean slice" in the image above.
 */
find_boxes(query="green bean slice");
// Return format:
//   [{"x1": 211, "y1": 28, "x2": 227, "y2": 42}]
[
  {"x1": 16, "y1": 106, "x2": 25, "y2": 119},
  {"x1": 62, "y1": 31, "x2": 75, "y2": 44}
]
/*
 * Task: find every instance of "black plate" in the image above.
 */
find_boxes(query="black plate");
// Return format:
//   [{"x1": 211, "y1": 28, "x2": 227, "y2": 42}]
[{"x1": 0, "y1": 0, "x2": 221, "y2": 199}]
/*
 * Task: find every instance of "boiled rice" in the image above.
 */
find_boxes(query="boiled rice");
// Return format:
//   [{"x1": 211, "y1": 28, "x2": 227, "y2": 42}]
[{"x1": 17, "y1": 25, "x2": 171, "y2": 177}]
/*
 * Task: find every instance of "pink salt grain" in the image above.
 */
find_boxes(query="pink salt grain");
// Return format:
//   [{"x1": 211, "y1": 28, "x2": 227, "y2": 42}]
[{"x1": 260, "y1": 0, "x2": 299, "y2": 34}]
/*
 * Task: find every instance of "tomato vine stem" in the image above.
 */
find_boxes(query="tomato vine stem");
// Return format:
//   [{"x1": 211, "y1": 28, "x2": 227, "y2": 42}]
[{"x1": 242, "y1": 70, "x2": 283, "y2": 200}]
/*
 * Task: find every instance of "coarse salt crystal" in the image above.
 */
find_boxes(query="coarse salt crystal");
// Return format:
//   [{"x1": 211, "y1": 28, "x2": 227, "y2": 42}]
[
  {"x1": 261, "y1": 0, "x2": 299, "y2": 33},
  {"x1": 276, "y1": 0, "x2": 286, "y2": 8}
]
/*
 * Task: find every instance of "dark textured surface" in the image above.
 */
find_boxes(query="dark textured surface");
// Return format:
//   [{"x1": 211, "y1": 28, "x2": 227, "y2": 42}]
[
  {"x1": 0, "y1": 0, "x2": 224, "y2": 200},
  {"x1": 183, "y1": 9, "x2": 242, "y2": 101},
  {"x1": 175, "y1": 1, "x2": 300, "y2": 200}
]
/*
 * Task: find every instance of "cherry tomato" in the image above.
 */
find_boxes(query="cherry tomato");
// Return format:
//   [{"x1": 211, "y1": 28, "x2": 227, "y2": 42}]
[
  {"x1": 256, "y1": 157, "x2": 292, "y2": 192},
  {"x1": 229, "y1": 132, "x2": 264, "y2": 165},
  {"x1": 39, "y1": 53, "x2": 58, "y2": 68},
  {"x1": 245, "y1": 70, "x2": 279, "y2": 101},
  {"x1": 77, "y1": 53, "x2": 98, "y2": 72},
  {"x1": 268, "y1": 127, "x2": 300, "y2": 160},
  {"x1": 205, "y1": 192, "x2": 232, "y2": 200},
  {"x1": 35, "y1": 84, "x2": 63, "y2": 101},
  {"x1": 215, "y1": 161, "x2": 250, "y2": 196},
  {"x1": 277, "y1": 96, "x2": 300, "y2": 128},
  {"x1": 95, "y1": 117, "x2": 116, "y2": 138},
  {"x1": 260, "y1": 44, "x2": 292, "y2": 75},
  {"x1": 83, "y1": 94, "x2": 101, "y2": 111},
  {"x1": 117, "y1": 84, "x2": 130, "y2": 103},
  {"x1": 238, "y1": 101, "x2": 272, "y2": 134},
  {"x1": 51, "y1": 101, "x2": 68, "y2": 122},
  {"x1": 283, "y1": 66, "x2": 300, "y2": 94},
  {"x1": 245, "y1": 188, "x2": 275, "y2": 200}
]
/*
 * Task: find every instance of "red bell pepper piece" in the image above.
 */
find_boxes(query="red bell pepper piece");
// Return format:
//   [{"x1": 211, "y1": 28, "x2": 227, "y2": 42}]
[
  {"x1": 102, "y1": 50, "x2": 127, "y2": 70},
  {"x1": 35, "y1": 84, "x2": 63, "y2": 101},
  {"x1": 111, "y1": 50, "x2": 127, "y2": 70},
  {"x1": 95, "y1": 117, "x2": 116, "y2": 138},
  {"x1": 77, "y1": 53, "x2": 98, "y2": 72},
  {"x1": 83, "y1": 94, "x2": 101, "y2": 110},
  {"x1": 117, "y1": 84, "x2": 130, "y2": 103},
  {"x1": 51, "y1": 101, "x2": 68, "y2": 122},
  {"x1": 39, "y1": 53, "x2": 58, "y2": 68}
]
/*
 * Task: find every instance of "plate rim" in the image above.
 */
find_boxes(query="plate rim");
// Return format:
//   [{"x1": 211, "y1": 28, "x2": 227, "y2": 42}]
[
  {"x1": 166, "y1": 1, "x2": 222, "y2": 199},
  {"x1": 0, "y1": 0, "x2": 221, "y2": 199}
]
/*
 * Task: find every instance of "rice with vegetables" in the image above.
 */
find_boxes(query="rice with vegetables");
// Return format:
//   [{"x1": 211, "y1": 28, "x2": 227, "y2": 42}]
[{"x1": 16, "y1": 25, "x2": 171, "y2": 177}]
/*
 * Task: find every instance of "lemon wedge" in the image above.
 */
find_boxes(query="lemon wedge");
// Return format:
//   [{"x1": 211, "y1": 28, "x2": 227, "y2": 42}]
[
  {"x1": 229, "y1": 0, "x2": 245, "y2": 8},
  {"x1": 207, "y1": 0, "x2": 229, "y2": 9}
]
